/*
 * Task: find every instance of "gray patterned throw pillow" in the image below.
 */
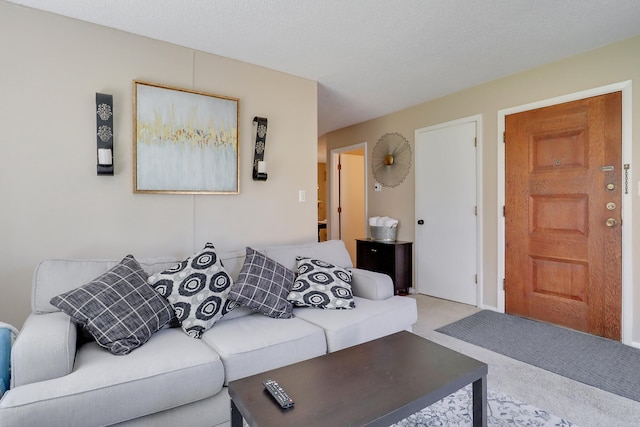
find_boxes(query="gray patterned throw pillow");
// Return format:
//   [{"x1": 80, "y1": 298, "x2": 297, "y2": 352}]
[
  {"x1": 287, "y1": 257, "x2": 355, "y2": 309},
  {"x1": 147, "y1": 243, "x2": 236, "y2": 339},
  {"x1": 228, "y1": 247, "x2": 296, "y2": 318},
  {"x1": 50, "y1": 255, "x2": 174, "y2": 355}
]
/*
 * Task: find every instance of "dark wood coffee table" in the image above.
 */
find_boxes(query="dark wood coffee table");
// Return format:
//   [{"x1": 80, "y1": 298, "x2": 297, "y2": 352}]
[{"x1": 228, "y1": 331, "x2": 487, "y2": 427}]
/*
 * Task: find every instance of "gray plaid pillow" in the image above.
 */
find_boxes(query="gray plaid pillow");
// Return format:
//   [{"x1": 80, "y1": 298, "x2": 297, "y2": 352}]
[
  {"x1": 50, "y1": 255, "x2": 174, "y2": 355},
  {"x1": 228, "y1": 247, "x2": 296, "y2": 318}
]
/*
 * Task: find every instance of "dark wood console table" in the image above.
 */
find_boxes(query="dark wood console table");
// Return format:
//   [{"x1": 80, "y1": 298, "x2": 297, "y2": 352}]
[{"x1": 356, "y1": 239, "x2": 413, "y2": 295}]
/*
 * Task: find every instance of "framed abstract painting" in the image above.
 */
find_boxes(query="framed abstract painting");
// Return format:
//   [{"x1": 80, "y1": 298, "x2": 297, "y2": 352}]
[{"x1": 133, "y1": 80, "x2": 240, "y2": 194}]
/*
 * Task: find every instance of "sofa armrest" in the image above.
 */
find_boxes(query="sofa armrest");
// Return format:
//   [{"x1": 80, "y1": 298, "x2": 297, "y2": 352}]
[
  {"x1": 11, "y1": 312, "x2": 76, "y2": 388},
  {"x1": 348, "y1": 268, "x2": 395, "y2": 300}
]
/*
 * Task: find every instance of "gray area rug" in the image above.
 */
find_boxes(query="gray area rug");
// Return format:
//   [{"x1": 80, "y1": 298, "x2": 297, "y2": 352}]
[
  {"x1": 437, "y1": 310, "x2": 640, "y2": 402},
  {"x1": 392, "y1": 385, "x2": 576, "y2": 426}
]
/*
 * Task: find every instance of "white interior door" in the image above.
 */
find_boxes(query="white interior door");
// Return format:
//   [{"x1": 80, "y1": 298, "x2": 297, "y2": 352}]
[{"x1": 415, "y1": 121, "x2": 477, "y2": 305}]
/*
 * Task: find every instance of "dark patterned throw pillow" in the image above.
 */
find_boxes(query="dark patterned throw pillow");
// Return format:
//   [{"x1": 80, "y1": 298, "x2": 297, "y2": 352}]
[
  {"x1": 147, "y1": 243, "x2": 236, "y2": 338},
  {"x1": 287, "y1": 257, "x2": 355, "y2": 309},
  {"x1": 228, "y1": 247, "x2": 296, "y2": 319},
  {"x1": 50, "y1": 255, "x2": 174, "y2": 355}
]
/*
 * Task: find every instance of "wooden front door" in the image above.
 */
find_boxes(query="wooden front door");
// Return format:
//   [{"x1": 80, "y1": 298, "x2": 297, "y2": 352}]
[{"x1": 505, "y1": 92, "x2": 622, "y2": 340}]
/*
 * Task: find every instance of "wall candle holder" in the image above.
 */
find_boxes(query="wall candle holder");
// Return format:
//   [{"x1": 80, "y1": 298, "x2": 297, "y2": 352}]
[
  {"x1": 96, "y1": 93, "x2": 114, "y2": 175},
  {"x1": 252, "y1": 116, "x2": 268, "y2": 181}
]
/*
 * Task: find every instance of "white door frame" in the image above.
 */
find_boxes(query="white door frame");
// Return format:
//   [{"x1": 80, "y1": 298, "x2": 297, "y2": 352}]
[
  {"x1": 497, "y1": 81, "x2": 634, "y2": 345},
  {"x1": 415, "y1": 114, "x2": 483, "y2": 307},
  {"x1": 330, "y1": 143, "x2": 368, "y2": 241}
]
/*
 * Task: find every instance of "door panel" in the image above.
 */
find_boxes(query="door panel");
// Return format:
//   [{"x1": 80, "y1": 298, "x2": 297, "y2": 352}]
[
  {"x1": 415, "y1": 122, "x2": 477, "y2": 305},
  {"x1": 505, "y1": 92, "x2": 622, "y2": 339}
]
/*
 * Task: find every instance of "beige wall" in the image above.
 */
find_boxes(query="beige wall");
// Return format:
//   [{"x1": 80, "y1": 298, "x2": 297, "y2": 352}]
[
  {"x1": 324, "y1": 35, "x2": 640, "y2": 344},
  {"x1": 0, "y1": 2, "x2": 318, "y2": 328}
]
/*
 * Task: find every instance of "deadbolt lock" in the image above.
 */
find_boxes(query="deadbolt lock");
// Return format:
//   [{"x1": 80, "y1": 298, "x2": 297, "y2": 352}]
[
  {"x1": 606, "y1": 218, "x2": 617, "y2": 227},
  {"x1": 606, "y1": 183, "x2": 616, "y2": 191},
  {"x1": 606, "y1": 202, "x2": 617, "y2": 211}
]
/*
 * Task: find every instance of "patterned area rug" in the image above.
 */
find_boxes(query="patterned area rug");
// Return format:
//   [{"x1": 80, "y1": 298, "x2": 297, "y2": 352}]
[{"x1": 392, "y1": 385, "x2": 577, "y2": 426}]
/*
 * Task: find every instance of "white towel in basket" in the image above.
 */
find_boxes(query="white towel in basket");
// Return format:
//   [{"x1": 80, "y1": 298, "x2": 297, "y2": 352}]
[{"x1": 369, "y1": 216, "x2": 398, "y2": 227}]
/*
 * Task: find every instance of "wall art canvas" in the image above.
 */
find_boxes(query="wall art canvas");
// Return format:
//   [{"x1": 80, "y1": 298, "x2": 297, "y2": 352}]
[{"x1": 134, "y1": 81, "x2": 239, "y2": 194}]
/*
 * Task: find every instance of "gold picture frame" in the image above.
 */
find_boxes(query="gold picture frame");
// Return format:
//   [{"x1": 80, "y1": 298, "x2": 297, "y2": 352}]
[{"x1": 133, "y1": 80, "x2": 240, "y2": 194}]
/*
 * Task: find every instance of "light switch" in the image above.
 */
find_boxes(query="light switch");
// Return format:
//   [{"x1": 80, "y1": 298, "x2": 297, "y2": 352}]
[{"x1": 298, "y1": 190, "x2": 306, "y2": 202}]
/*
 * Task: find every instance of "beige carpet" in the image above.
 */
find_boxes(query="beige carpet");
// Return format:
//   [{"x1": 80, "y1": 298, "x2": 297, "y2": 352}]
[{"x1": 410, "y1": 294, "x2": 640, "y2": 427}]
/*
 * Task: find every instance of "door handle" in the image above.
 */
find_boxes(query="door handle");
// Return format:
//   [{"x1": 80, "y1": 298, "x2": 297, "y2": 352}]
[
  {"x1": 606, "y1": 218, "x2": 617, "y2": 227},
  {"x1": 417, "y1": 219, "x2": 424, "y2": 225}
]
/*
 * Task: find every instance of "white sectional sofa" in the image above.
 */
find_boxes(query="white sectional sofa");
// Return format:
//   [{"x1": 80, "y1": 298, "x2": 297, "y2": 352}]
[{"x1": 0, "y1": 240, "x2": 417, "y2": 427}]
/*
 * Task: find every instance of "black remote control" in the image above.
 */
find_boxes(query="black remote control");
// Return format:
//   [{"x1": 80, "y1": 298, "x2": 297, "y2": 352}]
[{"x1": 263, "y1": 379, "x2": 295, "y2": 409}]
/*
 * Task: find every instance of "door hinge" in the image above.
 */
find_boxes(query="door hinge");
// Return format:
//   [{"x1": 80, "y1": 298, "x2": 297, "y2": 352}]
[
  {"x1": 503, "y1": 205, "x2": 506, "y2": 217},
  {"x1": 475, "y1": 274, "x2": 478, "y2": 284},
  {"x1": 503, "y1": 279, "x2": 506, "y2": 290},
  {"x1": 474, "y1": 206, "x2": 477, "y2": 216},
  {"x1": 474, "y1": 137, "x2": 477, "y2": 147},
  {"x1": 337, "y1": 207, "x2": 342, "y2": 213},
  {"x1": 503, "y1": 131, "x2": 506, "y2": 143}
]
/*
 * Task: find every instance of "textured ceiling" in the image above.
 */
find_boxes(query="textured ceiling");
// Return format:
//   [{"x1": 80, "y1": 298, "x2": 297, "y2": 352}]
[{"x1": 8, "y1": 0, "x2": 640, "y2": 136}]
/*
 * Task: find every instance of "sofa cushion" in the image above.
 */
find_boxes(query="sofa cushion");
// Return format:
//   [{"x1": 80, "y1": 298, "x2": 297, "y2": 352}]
[
  {"x1": 263, "y1": 239, "x2": 354, "y2": 271},
  {"x1": 33, "y1": 257, "x2": 180, "y2": 314},
  {"x1": 216, "y1": 249, "x2": 248, "y2": 281},
  {"x1": 287, "y1": 257, "x2": 355, "y2": 309},
  {"x1": 228, "y1": 247, "x2": 296, "y2": 319},
  {"x1": 50, "y1": 255, "x2": 174, "y2": 355},
  {"x1": 0, "y1": 328, "x2": 224, "y2": 427},
  {"x1": 293, "y1": 296, "x2": 418, "y2": 352},
  {"x1": 201, "y1": 313, "x2": 327, "y2": 383},
  {"x1": 148, "y1": 243, "x2": 236, "y2": 339}
]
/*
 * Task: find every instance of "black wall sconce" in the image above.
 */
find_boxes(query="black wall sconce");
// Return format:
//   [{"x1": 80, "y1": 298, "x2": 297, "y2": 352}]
[
  {"x1": 252, "y1": 116, "x2": 268, "y2": 181},
  {"x1": 96, "y1": 93, "x2": 114, "y2": 175}
]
